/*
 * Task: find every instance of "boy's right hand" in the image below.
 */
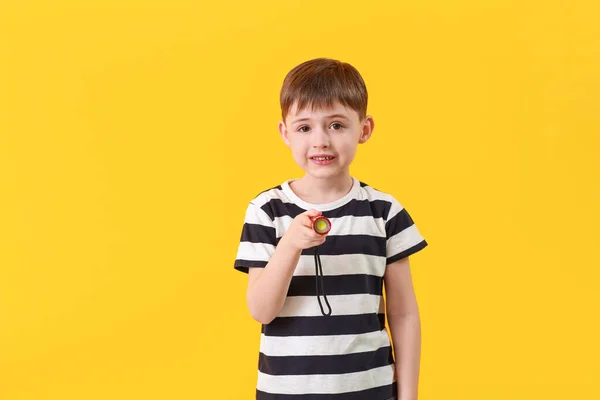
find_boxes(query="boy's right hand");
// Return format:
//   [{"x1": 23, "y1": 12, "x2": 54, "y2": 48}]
[{"x1": 282, "y1": 209, "x2": 328, "y2": 251}]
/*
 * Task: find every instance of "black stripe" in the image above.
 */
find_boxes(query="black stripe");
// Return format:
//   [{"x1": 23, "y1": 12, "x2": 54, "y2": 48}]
[
  {"x1": 287, "y1": 274, "x2": 383, "y2": 296},
  {"x1": 261, "y1": 198, "x2": 392, "y2": 220},
  {"x1": 304, "y1": 235, "x2": 385, "y2": 257},
  {"x1": 386, "y1": 240, "x2": 428, "y2": 265},
  {"x1": 273, "y1": 235, "x2": 385, "y2": 257},
  {"x1": 257, "y1": 382, "x2": 397, "y2": 400},
  {"x1": 385, "y1": 208, "x2": 415, "y2": 238},
  {"x1": 262, "y1": 313, "x2": 386, "y2": 337},
  {"x1": 240, "y1": 223, "x2": 277, "y2": 246},
  {"x1": 254, "y1": 185, "x2": 283, "y2": 198},
  {"x1": 234, "y1": 259, "x2": 267, "y2": 273},
  {"x1": 261, "y1": 199, "x2": 305, "y2": 220},
  {"x1": 259, "y1": 346, "x2": 393, "y2": 375}
]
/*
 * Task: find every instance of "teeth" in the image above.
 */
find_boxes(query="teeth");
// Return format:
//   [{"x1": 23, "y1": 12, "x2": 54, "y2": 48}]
[{"x1": 313, "y1": 157, "x2": 332, "y2": 161}]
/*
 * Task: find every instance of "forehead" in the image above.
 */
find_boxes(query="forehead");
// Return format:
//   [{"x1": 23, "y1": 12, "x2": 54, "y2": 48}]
[{"x1": 287, "y1": 101, "x2": 358, "y2": 121}]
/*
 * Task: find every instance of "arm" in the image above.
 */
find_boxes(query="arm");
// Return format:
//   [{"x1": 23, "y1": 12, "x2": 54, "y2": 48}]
[
  {"x1": 246, "y1": 236, "x2": 301, "y2": 324},
  {"x1": 246, "y1": 209, "x2": 325, "y2": 324},
  {"x1": 384, "y1": 257, "x2": 421, "y2": 400}
]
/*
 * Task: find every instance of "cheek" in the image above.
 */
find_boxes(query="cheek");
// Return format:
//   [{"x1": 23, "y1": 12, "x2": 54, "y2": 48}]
[
  {"x1": 339, "y1": 141, "x2": 358, "y2": 158},
  {"x1": 290, "y1": 141, "x2": 308, "y2": 159}
]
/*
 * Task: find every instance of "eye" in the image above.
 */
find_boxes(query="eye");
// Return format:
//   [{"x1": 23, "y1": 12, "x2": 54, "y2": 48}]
[
  {"x1": 298, "y1": 125, "x2": 310, "y2": 133},
  {"x1": 331, "y1": 123, "x2": 343, "y2": 130}
]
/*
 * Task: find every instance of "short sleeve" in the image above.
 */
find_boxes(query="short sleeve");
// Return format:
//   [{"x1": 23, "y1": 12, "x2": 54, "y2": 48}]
[
  {"x1": 385, "y1": 197, "x2": 428, "y2": 265},
  {"x1": 233, "y1": 201, "x2": 277, "y2": 274}
]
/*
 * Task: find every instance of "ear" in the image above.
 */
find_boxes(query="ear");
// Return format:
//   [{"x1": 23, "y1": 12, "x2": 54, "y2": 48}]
[
  {"x1": 358, "y1": 115, "x2": 375, "y2": 144},
  {"x1": 278, "y1": 120, "x2": 291, "y2": 147}
]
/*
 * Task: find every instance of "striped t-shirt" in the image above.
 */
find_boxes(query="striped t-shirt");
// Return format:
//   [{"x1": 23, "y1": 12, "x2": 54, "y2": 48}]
[{"x1": 234, "y1": 177, "x2": 428, "y2": 400}]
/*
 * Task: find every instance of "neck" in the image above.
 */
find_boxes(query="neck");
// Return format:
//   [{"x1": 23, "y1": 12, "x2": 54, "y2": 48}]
[{"x1": 291, "y1": 173, "x2": 354, "y2": 205}]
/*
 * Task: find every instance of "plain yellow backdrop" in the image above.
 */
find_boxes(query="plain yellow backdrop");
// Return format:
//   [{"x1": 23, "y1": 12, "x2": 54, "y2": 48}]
[{"x1": 1, "y1": 0, "x2": 599, "y2": 399}]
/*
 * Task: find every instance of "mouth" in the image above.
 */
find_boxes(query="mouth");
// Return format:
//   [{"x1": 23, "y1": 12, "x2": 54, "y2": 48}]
[
  {"x1": 310, "y1": 155, "x2": 335, "y2": 161},
  {"x1": 310, "y1": 155, "x2": 336, "y2": 165}
]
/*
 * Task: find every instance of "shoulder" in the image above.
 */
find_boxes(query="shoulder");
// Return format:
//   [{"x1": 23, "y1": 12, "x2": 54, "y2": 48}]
[
  {"x1": 243, "y1": 182, "x2": 290, "y2": 222},
  {"x1": 357, "y1": 180, "x2": 395, "y2": 202},
  {"x1": 356, "y1": 179, "x2": 404, "y2": 218},
  {"x1": 249, "y1": 183, "x2": 285, "y2": 207}
]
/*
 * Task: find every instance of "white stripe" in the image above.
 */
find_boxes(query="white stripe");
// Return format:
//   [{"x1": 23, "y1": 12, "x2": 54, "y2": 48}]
[
  {"x1": 386, "y1": 201, "x2": 404, "y2": 221},
  {"x1": 278, "y1": 294, "x2": 381, "y2": 317},
  {"x1": 244, "y1": 202, "x2": 276, "y2": 226},
  {"x1": 361, "y1": 185, "x2": 396, "y2": 204},
  {"x1": 274, "y1": 215, "x2": 386, "y2": 238},
  {"x1": 236, "y1": 241, "x2": 275, "y2": 262},
  {"x1": 253, "y1": 187, "x2": 290, "y2": 208},
  {"x1": 257, "y1": 364, "x2": 395, "y2": 394},
  {"x1": 386, "y1": 224, "x2": 425, "y2": 257},
  {"x1": 272, "y1": 215, "x2": 293, "y2": 235},
  {"x1": 244, "y1": 213, "x2": 274, "y2": 226},
  {"x1": 259, "y1": 330, "x2": 391, "y2": 356},
  {"x1": 292, "y1": 253, "x2": 386, "y2": 277}
]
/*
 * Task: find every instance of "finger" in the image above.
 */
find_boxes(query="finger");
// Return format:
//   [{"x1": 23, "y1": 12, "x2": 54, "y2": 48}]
[
  {"x1": 301, "y1": 209, "x2": 323, "y2": 229},
  {"x1": 309, "y1": 228, "x2": 328, "y2": 240},
  {"x1": 313, "y1": 236, "x2": 327, "y2": 246},
  {"x1": 299, "y1": 212, "x2": 318, "y2": 228},
  {"x1": 299, "y1": 214, "x2": 314, "y2": 229},
  {"x1": 303, "y1": 209, "x2": 322, "y2": 218}
]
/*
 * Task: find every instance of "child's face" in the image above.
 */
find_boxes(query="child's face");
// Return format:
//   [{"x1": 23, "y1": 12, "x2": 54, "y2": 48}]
[{"x1": 278, "y1": 101, "x2": 374, "y2": 181}]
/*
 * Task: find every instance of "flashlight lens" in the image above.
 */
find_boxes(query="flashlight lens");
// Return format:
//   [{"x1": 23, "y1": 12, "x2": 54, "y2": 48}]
[
  {"x1": 313, "y1": 217, "x2": 331, "y2": 234},
  {"x1": 316, "y1": 220, "x2": 327, "y2": 232}
]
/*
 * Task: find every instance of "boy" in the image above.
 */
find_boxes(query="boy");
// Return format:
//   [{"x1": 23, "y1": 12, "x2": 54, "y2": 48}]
[{"x1": 234, "y1": 58, "x2": 428, "y2": 400}]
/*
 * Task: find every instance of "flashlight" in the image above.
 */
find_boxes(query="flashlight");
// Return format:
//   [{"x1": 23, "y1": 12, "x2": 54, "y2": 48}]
[{"x1": 311, "y1": 215, "x2": 331, "y2": 235}]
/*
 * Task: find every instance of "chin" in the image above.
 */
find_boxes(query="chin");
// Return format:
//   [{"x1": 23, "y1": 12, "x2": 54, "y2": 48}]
[{"x1": 306, "y1": 169, "x2": 344, "y2": 180}]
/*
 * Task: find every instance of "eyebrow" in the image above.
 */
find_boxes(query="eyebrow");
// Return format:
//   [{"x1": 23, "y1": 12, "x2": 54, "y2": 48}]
[{"x1": 292, "y1": 114, "x2": 350, "y2": 124}]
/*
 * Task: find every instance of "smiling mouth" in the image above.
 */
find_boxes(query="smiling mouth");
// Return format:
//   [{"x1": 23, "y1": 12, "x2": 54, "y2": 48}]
[{"x1": 310, "y1": 156, "x2": 335, "y2": 161}]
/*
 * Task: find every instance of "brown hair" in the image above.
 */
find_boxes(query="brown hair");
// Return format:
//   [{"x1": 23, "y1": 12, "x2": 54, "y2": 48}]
[{"x1": 280, "y1": 58, "x2": 368, "y2": 122}]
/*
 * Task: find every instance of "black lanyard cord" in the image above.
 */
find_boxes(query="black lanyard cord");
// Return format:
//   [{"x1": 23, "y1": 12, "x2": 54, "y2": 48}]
[{"x1": 314, "y1": 246, "x2": 332, "y2": 316}]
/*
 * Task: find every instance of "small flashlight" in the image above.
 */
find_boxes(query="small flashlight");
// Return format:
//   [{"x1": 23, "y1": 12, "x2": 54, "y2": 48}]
[{"x1": 311, "y1": 215, "x2": 331, "y2": 235}]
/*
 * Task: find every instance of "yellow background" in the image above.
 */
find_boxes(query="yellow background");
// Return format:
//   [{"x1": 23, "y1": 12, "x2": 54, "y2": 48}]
[{"x1": 1, "y1": 0, "x2": 599, "y2": 399}]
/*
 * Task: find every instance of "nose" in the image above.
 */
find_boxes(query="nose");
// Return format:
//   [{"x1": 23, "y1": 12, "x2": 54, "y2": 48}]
[{"x1": 312, "y1": 127, "x2": 330, "y2": 148}]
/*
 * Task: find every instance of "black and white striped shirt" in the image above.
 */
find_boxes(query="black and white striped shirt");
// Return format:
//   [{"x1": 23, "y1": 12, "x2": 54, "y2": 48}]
[{"x1": 234, "y1": 177, "x2": 428, "y2": 400}]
